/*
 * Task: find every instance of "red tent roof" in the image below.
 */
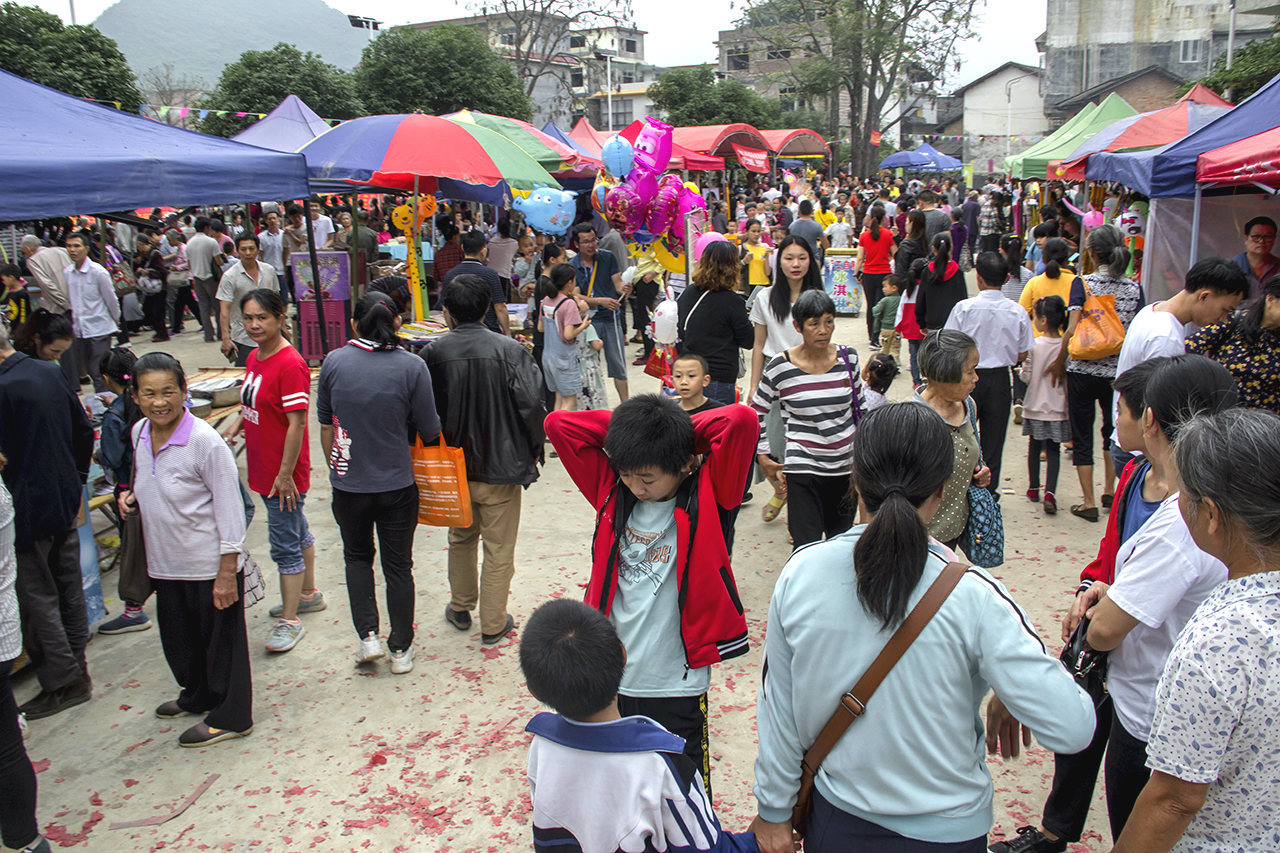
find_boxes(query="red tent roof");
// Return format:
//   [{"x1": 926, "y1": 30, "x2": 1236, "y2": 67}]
[
  {"x1": 672, "y1": 123, "x2": 770, "y2": 157},
  {"x1": 758, "y1": 128, "x2": 828, "y2": 156},
  {"x1": 1197, "y1": 125, "x2": 1280, "y2": 186},
  {"x1": 1180, "y1": 84, "x2": 1234, "y2": 109},
  {"x1": 569, "y1": 117, "x2": 725, "y2": 170}
]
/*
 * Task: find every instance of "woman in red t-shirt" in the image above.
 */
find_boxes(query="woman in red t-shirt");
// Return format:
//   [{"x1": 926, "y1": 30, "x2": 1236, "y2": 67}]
[
  {"x1": 221, "y1": 288, "x2": 320, "y2": 655},
  {"x1": 855, "y1": 204, "x2": 897, "y2": 347}
]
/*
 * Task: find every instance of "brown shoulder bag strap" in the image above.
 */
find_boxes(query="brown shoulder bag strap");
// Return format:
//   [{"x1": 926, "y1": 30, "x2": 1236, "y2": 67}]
[{"x1": 799, "y1": 560, "x2": 969, "y2": 778}]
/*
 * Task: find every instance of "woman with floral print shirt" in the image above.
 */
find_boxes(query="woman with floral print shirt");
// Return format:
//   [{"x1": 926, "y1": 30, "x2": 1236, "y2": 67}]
[{"x1": 1186, "y1": 275, "x2": 1280, "y2": 415}]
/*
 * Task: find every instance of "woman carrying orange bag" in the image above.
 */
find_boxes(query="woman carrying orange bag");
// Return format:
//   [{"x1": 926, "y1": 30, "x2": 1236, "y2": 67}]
[{"x1": 316, "y1": 292, "x2": 440, "y2": 675}]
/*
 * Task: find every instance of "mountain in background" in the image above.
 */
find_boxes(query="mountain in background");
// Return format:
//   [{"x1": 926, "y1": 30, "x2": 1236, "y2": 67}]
[{"x1": 92, "y1": 0, "x2": 368, "y2": 88}]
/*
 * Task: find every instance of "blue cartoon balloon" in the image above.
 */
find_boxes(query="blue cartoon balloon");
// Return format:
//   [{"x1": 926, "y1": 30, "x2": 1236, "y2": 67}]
[
  {"x1": 514, "y1": 185, "x2": 578, "y2": 236},
  {"x1": 602, "y1": 135, "x2": 635, "y2": 179}
]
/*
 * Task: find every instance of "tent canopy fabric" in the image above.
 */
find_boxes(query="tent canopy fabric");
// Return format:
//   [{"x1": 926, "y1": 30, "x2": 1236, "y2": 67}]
[
  {"x1": 1197, "y1": 125, "x2": 1280, "y2": 186},
  {"x1": 443, "y1": 109, "x2": 600, "y2": 175},
  {"x1": 569, "y1": 118, "x2": 725, "y2": 170},
  {"x1": 231, "y1": 94, "x2": 332, "y2": 152},
  {"x1": 878, "y1": 143, "x2": 962, "y2": 172},
  {"x1": 1053, "y1": 97, "x2": 1232, "y2": 180},
  {"x1": 0, "y1": 69, "x2": 310, "y2": 221},
  {"x1": 758, "y1": 128, "x2": 828, "y2": 156},
  {"x1": 672, "y1": 123, "x2": 770, "y2": 157},
  {"x1": 541, "y1": 121, "x2": 594, "y2": 157},
  {"x1": 1004, "y1": 101, "x2": 1099, "y2": 179},
  {"x1": 1088, "y1": 72, "x2": 1280, "y2": 197},
  {"x1": 1012, "y1": 94, "x2": 1137, "y2": 180}
]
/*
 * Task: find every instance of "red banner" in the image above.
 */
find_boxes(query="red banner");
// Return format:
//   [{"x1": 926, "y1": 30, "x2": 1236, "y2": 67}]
[
  {"x1": 731, "y1": 143, "x2": 770, "y2": 173},
  {"x1": 870, "y1": 131, "x2": 883, "y2": 147}
]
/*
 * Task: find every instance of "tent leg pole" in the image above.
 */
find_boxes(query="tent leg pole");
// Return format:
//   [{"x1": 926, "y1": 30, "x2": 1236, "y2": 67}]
[
  {"x1": 303, "y1": 199, "x2": 329, "y2": 356},
  {"x1": 1190, "y1": 184, "x2": 1203, "y2": 266},
  {"x1": 411, "y1": 177, "x2": 422, "y2": 322}
]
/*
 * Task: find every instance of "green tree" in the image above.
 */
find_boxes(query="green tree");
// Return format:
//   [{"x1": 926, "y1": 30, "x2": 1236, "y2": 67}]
[
  {"x1": 0, "y1": 2, "x2": 141, "y2": 111},
  {"x1": 648, "y1": 65, "x2": 782, "y2": 129},
  {"x1": 354, "y1": 26, "x2": 533, "y2": 121},
  {"x1": 198, "y1": 43, "x2": 364, "y2": 137},
  {"x1": 1197, "y1": 36, "x2": 1280, "y2": 101}
]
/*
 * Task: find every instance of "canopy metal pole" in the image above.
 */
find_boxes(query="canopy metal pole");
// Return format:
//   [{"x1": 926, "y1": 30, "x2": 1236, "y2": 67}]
[
  {"x1": 1190, "y1": 183, "x2": 1204, "y2": 266},
  {"x1": 410, "y1": 177, "x2": 423, "y2": 321},
  {"x1": 303, "y1": 200, "x2": 329, "y2": 356}
]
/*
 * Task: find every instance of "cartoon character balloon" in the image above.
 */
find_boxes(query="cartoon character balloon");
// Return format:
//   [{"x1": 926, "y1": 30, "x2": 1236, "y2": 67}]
[
  {"x1": 601, "y1": 135, "x2": 635, "y2": 179},
  {"x1": 602, "y1": 117, "x2": 709, "y2": 254},
  {"x1": 651, "y1": 299, "x2": 680, "y2": 346},
  {"x1": 513, "y1": 185, "x2": 577, "y2": 236},
  {"x1": 1115, "y1": 207, "x2": 1146, "y2": 238}
]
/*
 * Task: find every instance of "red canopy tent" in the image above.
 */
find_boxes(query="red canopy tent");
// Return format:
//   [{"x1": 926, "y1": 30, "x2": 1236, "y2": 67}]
[
  {"x1": 758, "y1": 128, "x2": 829, "y2": 157},
  {"x1": 1052, "y1": 88, "x2": 1235, "y2": 180},
  {"x1": 671, "y1": 123, "x2": 772, "y2": 165},
  {"x1": 568, "y1": 117, "x2": 725, "y2": 170},
  {"x1": 1196, "y1": 125, "x2": 1280, "y2": 186}
]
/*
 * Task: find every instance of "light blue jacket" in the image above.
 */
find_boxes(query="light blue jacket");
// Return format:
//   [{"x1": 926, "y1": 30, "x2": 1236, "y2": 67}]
[{"x1": 754, "y1": 527, "x2": 1094, "y2": 843}]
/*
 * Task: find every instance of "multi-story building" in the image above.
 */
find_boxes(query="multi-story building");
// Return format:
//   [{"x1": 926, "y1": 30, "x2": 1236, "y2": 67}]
[
  {"x1": 1040, "y1": 0, "x2": 1275, "y2": 115},
  {"x1": 565, "y1": 25, "x2": 664, "y2": 129}
]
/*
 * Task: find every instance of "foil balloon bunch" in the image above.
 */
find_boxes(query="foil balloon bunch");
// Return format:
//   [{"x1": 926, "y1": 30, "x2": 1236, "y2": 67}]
[{"x1": 593, "y1": 117, "x2": 707, "y2": 254}]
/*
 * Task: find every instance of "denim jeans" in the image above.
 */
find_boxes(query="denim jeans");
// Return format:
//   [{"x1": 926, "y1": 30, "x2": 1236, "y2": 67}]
[
  {"x1": 258, "y1": 491, "x2": 315, "y2": 575},
  {"x1": 705, "y1": 380, "x2": 737, "y2": 405}
]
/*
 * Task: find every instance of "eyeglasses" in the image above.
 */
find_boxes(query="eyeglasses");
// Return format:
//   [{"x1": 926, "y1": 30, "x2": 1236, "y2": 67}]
[{"x1": 1247, "y1": 232, "x2": 1276, "y2": 242}]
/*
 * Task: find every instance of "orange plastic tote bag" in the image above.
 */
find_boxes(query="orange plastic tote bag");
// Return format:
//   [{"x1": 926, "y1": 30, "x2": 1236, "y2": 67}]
[{"x1": 412, "y1": 436, "x2": 472, "y2": 528}]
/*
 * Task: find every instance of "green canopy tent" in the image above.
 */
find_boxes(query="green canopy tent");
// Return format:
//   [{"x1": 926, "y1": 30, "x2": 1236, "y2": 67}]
[{"x1": 1005, "y1": 94, "x2": 1136, "y2": 179}]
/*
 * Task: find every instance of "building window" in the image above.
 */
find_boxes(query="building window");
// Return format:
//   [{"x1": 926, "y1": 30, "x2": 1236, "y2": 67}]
[
  {"x1": 569, "y1": 34, "x2": 586, "y2": 48},
  {"x1": 571, "y1": 68, "x2": 584, "y2": 88},
  {"x1": 624, "y1": 37, "x2": 637, "y2": 53},
  {"x1": 611, "y1": 100, "x2": 634, "y2": 127},
  {"x1": 727, "y1": 48, "x2": 749, "y2": 71},
  {"x1": 766, "y1": 48, "x2": 792, "y2": 60},
  {"x1": 499, "y1": 30, "x2": 516, "y2": 46},
  {"x1": 1180, "y1": 39, "x2": 1203, "y2": 63},
  {"x1": 622, "y1": 72, "x2": 635, "y2": 84}
]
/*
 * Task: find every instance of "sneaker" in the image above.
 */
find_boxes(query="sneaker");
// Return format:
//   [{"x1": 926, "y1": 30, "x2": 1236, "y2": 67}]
[
  {"x1": 98, "y1": 609, "x2": 152, "y2": 634},
  {"x1": 178, "y1": 722, "x2": 252, "y2": 748},
  {"x1": 481, "y1": 614, "x2": 516, "y2": 645},
  {"x1": 268, "y1": 590, "x2": 328, "y2": 619},
  {"x1": 988, "y1": 826, "x2": 1065, "y2": 853},
  {"x1": 1043, "y1": 492, "x2": 1058, "y2": 515},
  {"x1": 265, "y1": 619, "x2": 306, "y2": 653},
  {"x1": 389, "y1": 645, "x2": 415, "y2": 674},
  {"x1": 355, "y1": 632, "x2": 385, "y2": 664},
  {"x1": 17, "y1": 712, "x2": 28, "y2": 740},
  {"x1": 444, "y1": 605, "x2": 472, "y2": 631},
  {"x1": 1013, "y1": 402, "x2": 1024, "y2": 425},
  {"x1": 19, "y1": 835, "x2": 51, "y2": 853}
]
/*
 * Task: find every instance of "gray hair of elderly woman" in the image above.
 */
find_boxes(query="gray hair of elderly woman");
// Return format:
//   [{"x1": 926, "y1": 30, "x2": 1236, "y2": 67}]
[
  {"x1": 1176, "y1": 407, "x2": 1280, "y2": 555},
  {"x1": 918, "y1": 329, "x2": 978, "y2": 384}
]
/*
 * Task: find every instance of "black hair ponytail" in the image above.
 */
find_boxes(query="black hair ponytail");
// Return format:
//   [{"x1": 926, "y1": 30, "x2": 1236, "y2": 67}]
[
  {"x1": 851, "y1": 404, "x2": 955, "y2": 628},
  {"x1": 353, "y1": 292, "x2": 400, "y2": 349},
  {"x1": 1034, "y1": 295, "x2": 1068, "y2": 336},
  {"x1": 1042, "y1": 237, "x2": 1070, "y2": 280}
]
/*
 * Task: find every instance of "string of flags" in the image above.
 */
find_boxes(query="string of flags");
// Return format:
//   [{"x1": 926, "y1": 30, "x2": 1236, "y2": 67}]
[
  {"x1": 902, "y1": 133, "x2": 1047, "y2": 143},
  {"x1": 81, "y1": 96, "x2": 346, "y2": 125}
]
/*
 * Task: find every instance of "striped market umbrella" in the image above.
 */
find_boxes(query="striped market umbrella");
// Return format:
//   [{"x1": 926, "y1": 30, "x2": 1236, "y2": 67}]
[
  {"x1": 299, "y1": 113, "x2": 561, "y2": 202},
  {"x1": 444, "y1": 109, "x2": 601, "y2": 175}
]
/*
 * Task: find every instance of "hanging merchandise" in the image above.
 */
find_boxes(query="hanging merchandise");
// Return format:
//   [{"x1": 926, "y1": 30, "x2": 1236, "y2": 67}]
[{"x1": 513, "y1": 185, "x2": 577, "y2": 235}]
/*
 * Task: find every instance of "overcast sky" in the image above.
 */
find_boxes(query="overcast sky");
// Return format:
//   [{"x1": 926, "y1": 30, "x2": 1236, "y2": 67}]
[{"x1": 41, "y1": 0, "x2": 1045, "y2": 91}]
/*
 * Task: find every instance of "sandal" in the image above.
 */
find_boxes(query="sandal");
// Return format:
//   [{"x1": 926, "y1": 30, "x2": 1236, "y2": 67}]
[
  {"x1": 762, "y1": 494, "x2": 786, "y2": 523},
  {"x1": 1101, "y1": 493, "x2": 1114, "y2": 509},
  {"x1": 1070, "y1": 504, "x2": 1099, "y2": 522}
]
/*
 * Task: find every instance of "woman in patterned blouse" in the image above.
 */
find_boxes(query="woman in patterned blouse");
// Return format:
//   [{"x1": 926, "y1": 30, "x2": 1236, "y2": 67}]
[
  {"x1": 1186, "y1": 275, "x2": 1280, "y2": 415},
  {"x1": 1117, "y1": 407, "x2": 1280, "y2": 852}
]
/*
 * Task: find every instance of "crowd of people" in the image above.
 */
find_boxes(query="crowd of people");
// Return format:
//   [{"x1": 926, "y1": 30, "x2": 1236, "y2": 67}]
[{"x1": 0, "y1": 170, "x2": 1278, "y2": 853}]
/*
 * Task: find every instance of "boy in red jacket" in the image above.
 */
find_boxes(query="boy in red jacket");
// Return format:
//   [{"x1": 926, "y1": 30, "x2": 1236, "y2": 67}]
[{"x1": 544, "y1": 396, "x2": 758, "y2": 793}]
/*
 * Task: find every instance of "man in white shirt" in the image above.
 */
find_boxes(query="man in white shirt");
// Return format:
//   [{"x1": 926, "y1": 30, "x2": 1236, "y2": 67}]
[
  {"x1": 217, "y1": 233, "x2": 280, "y2": 367},
  {"x1": 308, "y1": 199, "x2": 335, "y2": 251},
  {"x1": 19, "y1": 235, "x2": 71, "y2": 315},
  {"x1": 185, "y1": 217, "x2": 223, "y2": 343},
  {"x1": 62, "y1": 232, "x2": 121, "y2": 392},
  {"x1": 1111, "y1": 257, "x2": 1248, "y2": 470},
  {"x1": 945, "y1": 251, "x2": 1034, "y2": 494},
  {"x1": 824, "y1": 208, "x2": 855, "y2": 250},
  {"x1": 257, "y1": 210, "x2": 286, "y2": 275}
]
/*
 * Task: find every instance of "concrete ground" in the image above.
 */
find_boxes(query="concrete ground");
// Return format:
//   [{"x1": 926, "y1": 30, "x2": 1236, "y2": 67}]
[{"x1": 13, "y1": 291, "x2": 1112, "y2": 852}]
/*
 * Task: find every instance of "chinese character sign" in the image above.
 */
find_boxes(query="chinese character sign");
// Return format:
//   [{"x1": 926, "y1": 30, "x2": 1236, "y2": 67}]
[
  {"x1": 823, "y1": 250, "x2": 862, "y2": 316},
  {"x1": 290, "y1": 251, "x2": 351, "y2": 302}
]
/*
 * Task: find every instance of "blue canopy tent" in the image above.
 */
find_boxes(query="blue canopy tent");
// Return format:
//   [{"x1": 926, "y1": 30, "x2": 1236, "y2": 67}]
[
  {"x1": 540, "y1": 122, "x2": 593, "y2": 157},
  {"x1": 232, "y1": 94, "x2": 333, "y2": 153},
  {"x1": 1086, "y1": 72, "x2": 1280, "y2": 197},
  {"x1": 0, "y1": 69, "x2": 309, "y2": 221},
  {"x1": 878, "y1": 143, "x2": 962, "y2": 172}
]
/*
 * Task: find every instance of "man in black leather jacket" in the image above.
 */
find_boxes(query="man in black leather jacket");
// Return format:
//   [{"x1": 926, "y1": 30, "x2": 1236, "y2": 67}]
[{"x1": 422, "y1": 274, "x2": 547, "y2": 646}]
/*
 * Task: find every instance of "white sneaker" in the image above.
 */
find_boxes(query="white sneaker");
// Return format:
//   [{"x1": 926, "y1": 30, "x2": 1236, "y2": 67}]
[
  {"x1": 355, "y1": 632, "x2": 385, "y2": 664},
  {"x1": 389, "y1": 645, "x2": 414, "y2": 674}
]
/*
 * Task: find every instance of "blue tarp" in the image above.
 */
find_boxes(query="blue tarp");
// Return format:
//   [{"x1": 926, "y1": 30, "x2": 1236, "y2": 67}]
[
  {"x1": 232, "y1": 94, "x2": 333, "y2": 152},
  {"x1": 0, "y1": 69, "x2": 310, "y2": 221},
  {"x1": 1087, "y1": 72, "x2": 1280, "y2": 197}
]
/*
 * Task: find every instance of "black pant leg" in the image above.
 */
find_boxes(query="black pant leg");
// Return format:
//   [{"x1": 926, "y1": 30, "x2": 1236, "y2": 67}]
[
  {"x1": 332, "y1": 488, "x2": 380, "y2": 639},
  {"x1": 50, "y1": 529, "x2": 88, "y2": 679},
  {"x1": 1044, "y1": 440, "x2": 1061, "y2": 495},
  {"x1": 973, "y1": 367, "x2": 1012, "y2": 494},
  {"x1": 201, "y1": 572, "x2": 253, "y2": 733},
  {"x1": 785, "y1": 473, "x2": 825, "y2": 548},
  {"x1": 1027, "y1": 438, "x2": 1042, "y2": 491},
  {"x1": 374, "y1": 484, "x2": 420, "y2": 653},
  {"x1": 862, "y1": 273, "x2": 884, "y2": 342},
  {"x1": 1042, "y1": 696, "x2": 1112, "y2": 842},
  {"x1": 1103, "y1": 708, "x2": 1151, "y2": 841},
  {"x1": 153, "y1": 577, "x2": 213, "y2": 713},
  {"x1": 0, "y1": 660, "x2": 39, "y2": 850},
  {"x1": 820, "y1": 474, "x2": 856, "y2": 539},
  {"x1": 618, "y1": 693, "x2": 711, "y2": 797},
  {"x1": 15, "y1": 532, "x2": 86, "y2": 692}
]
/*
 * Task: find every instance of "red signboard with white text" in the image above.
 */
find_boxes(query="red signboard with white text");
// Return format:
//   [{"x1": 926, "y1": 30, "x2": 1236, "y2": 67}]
[{"x1": 732, "y1": 143, "x2": 770, "y2": 173}]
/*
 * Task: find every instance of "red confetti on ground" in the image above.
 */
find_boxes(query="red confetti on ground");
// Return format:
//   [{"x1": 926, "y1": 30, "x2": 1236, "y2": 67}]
[
  {"x1": 283, "y1": 785, "x2": 311, "y2": 797},
  {"x1": 124, "y1": 779, "x2": 140, "y2": 788},
  {"x1": 123, "y1": 738, "x2": 153, "y2": 754},
  {"x1": 343, "y1": 816, "x2": 389, "y2": 829},
  {"x1": 119, "y1": 704, "x2": 132, "y2": 711},
  {"x1": 90, "y1": 792, "x2": 103, "y2": 805},
  {"x1": 31, "y1": 758, "x2": 50, "y2": 773},
  {"x1": 43, "y1": 812, "x2": 104, "y2": 845}
]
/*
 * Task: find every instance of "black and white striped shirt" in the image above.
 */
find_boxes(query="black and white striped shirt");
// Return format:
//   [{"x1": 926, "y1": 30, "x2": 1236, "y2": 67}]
[{"x1": 750, "y1": 345, "x2": 866, "y2": 476}]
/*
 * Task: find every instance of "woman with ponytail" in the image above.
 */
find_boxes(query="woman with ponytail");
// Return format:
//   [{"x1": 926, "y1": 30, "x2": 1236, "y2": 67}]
[
  {"x1": 855, "y1": 203, "x2": 896, "y2": 346},
  {"x1": 913, "y1": 232, "x2": 968, "y2": 335},
  {"x1": 750, "y1": 403, "x2": 1094, "y2": 853},
  {"x1": 316, "y1": 292, "x2": 441, "y2": 674},
  {"x1": 1018, "y1": 237, "x2": 1077, "y2": 325}
]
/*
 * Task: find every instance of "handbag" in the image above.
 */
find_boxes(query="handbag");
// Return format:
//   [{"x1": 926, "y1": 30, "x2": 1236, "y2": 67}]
[
  {"x1": 791, "y1": 561, "x2": 969, "y2": 838},
  {"x1": 105, "y1": 245, "x2": 136, "y2": 296},
  {"x1": 240, "y1": 550, "x2": 266, "y2": 609},
  {"x1": 411, "y1": 434, "x2": 473, "y2": 528},
  {"x1": 1060, "y1": 614, "x2": 1108, "y2": 707},
  {"x1": 957, "y1": 398, "x2": 1005, "y2": 568},
  {"x1": 1068, "y1": 279, "x2": 1126, "y2": 360}
]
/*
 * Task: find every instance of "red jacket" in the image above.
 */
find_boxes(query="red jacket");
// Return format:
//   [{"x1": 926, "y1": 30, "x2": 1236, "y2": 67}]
[
  {"x1": 1077, "y1": 457, "x2": 1146, "y2": 590},
  {"x1": 544, "y1": 405, "x2": 759, "y2": 669}
]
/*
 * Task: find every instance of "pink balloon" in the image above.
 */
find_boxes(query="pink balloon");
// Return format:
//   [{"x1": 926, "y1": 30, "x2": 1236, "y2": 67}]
[
  {"x1": 646, "y1": 173, "x2": 683, "y2": 240},
  {"x1": 1083, "y1": 208, "x2": 1105, "y2": 229},
  {"x1": 604, "y1": 184, "x2": 645, "y2": 235},
  {"x1": 693, "y1": 231, "x2": 727, "y2": 261}
]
